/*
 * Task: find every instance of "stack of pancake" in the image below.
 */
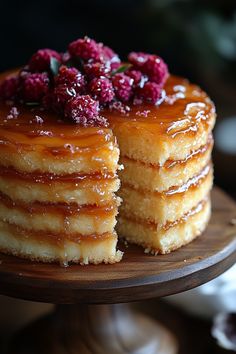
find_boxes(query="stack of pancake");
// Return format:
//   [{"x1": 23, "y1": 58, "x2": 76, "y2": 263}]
[
  {"x1": 110, "y1": 76, "x2": 215, "y2": 254},
  {"x1": 0, "y1": 93, "x2": 122, "y2": 264},
  {"x1": 0, "y1": 73, "x2": 216, "y2": 264}
]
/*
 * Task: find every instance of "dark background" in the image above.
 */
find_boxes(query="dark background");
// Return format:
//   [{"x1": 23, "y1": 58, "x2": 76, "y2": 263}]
[{"x1": 1, "y1": 0, "x2": 236, "y2": 197}]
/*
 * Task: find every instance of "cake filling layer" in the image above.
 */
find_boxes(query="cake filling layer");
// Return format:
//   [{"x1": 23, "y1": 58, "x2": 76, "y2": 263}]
[
  {"x1": 0, "y1": 175, "x2": 120, "y2": 204},
  {"x1": 0, "y1": 220, "x2": 122, "y2": 265},
  {"x1": 0, "y1": 219, "x2": 115, "y2": 245},
  {"x1": 119, "y1": 164, "x2": 212, "y2": 225},
  {"x1": 117, "y1": 198, "x2": 210, "y2": 254},
  {"x1": 119, "y1": 136, "x2": 213, "y2": 192},
  {"x1": 0, "y1": 166, "x2": 116, "y2": 183},
  {"x1": 0, "y1": 192, "x2": 118, "y2": 235}
]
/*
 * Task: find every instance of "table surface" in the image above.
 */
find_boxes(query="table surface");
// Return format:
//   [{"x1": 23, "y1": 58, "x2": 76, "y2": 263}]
[{"x1": 0, "y1": 187, "x2": 235, "y2": 304}]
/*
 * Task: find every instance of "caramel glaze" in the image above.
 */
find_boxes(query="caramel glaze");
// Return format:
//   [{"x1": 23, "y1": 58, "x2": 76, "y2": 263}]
[
  {"x1": 0, "y1": 191, "x2": 117, "y2": 217},
  {"x1": 0, "y1": 219, "x2": 115, "y2": 246},
  {"x1": 0, "y1": 71, "x2": 215, "y2": 160},
  {"x1": 122, "y1": 163, "x2": 212, "y2": 197},
  {"x1": 120, "y1": 196, "x2": 208, "y2": 231},
  {"x1": 0, "y1": 166, "x2": 116, "y2": 184},
  {"x1": 105, "y1": 76, "x2": 215, "y2": 138},
  {"x1": 121, "y1": 135, "x2": 213, "y2": 170}
]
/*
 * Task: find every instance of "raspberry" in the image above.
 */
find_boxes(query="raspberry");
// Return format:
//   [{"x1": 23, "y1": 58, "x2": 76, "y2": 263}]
[
  {"x1": 138, "y1": 82, "x2": 162, "y2": 104},
  {"x1": 126, "y1": 70, "x2": 146, "y2": 88},
  {"x1": 52, "y1": 84, "x2": 76, "y2": 112},
  {"x1": 84, "y1": 61, "x2": 111, "y2": 79},
  {"x1": 89, "y1": 77, "x2": 114, "y2": 104},
  {"x1": 55, "y1": 66, "x2": 86, "y2": 93},
  {"x1": 128, "y1": 52, "x2": 169, "y2": 85},
  {"x1": 101, "y1": 45, "x2": 120, "y2": 70},
  {"x1": 0, "y1": 76, "x2": 19, "y2": 100},
  {"x1": 68, "y1": 37, "x2": 101, "y2": 61},
  {"x1": 112, "y1": 73, "x2": 134, "y2": 102},
  {"x1": 65, "y1": 95, "x2": 99, "y2": 120},
  {"x1": 128, "y1": 52, "x2": 149, "y2": 67},
  {"x1": 22, "y1": 73, "x2": 49, "y2": 102},
  {"x1": 142, "y1": 56, "x2": 169, "y2": 85},
  {"x1": 29, "y1": 49, "x2": 61, "y2": 72},
  {"x1": 65, "y1": 95, "x2": 107, "y2": 126}
]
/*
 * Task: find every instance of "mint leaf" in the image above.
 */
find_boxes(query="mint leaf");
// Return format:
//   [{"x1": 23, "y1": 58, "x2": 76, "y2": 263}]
[
  {"x1": 112, "y1": 64, "x2": 131, "y2": 76},
  {"x1": 50, "y1": 57, "x2": 61, "y2": 76}
]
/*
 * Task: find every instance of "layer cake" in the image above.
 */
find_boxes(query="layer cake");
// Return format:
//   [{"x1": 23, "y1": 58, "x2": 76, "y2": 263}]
[{"x1": 0, "y1": 38, "x2": 216, "y2": 264}]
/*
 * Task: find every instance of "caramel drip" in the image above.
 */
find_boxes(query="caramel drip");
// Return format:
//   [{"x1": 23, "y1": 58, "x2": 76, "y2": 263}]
[
  {"x1": 1, "y1": 219, "x2": 114, "y2": 246},
  {"x1": 0, "y1": 191, "x2": 117, "y2": 217},
  {"x1": 122, "y1": 163, "x2": 211, "y2": 197},
  {"x1": 0, "y1": 166, "x2": 116, "y2": 184},
  {"x1": 120, "y1": 197, "x2": 208, "y2": 231},
  {"x1": 121, "y1": 135, "x2": 213, "y2": 170},
  {"x1": 165, "y1": 163, "x2": 211, "y2": 196}
]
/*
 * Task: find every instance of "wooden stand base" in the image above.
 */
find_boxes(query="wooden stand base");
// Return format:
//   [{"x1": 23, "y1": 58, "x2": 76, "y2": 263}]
[{"x1": 8, "y1": 303, "x2": 177, "y2": 354}]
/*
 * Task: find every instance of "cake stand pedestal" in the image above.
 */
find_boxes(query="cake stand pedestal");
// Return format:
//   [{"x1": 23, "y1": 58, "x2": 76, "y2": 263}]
[{"x1": 0, "y1": 187, "x2": 236, "y2": 354}]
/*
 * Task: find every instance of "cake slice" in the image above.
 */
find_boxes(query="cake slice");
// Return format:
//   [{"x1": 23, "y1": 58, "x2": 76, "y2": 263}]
[
  {"x1": 0, "y1": 37, "x2": 216, "y2": 263},
  {"x1": 105, "y1": 75, "x2": 215, "y2": 254},
  {"x1": 0, "y1": 97, "x2": 122, "y2": 264}
]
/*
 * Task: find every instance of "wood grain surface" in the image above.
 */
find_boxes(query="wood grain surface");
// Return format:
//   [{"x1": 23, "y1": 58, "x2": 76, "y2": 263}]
[{"x1": 0, "y1": 187, "x2": 235, "y2": 304}]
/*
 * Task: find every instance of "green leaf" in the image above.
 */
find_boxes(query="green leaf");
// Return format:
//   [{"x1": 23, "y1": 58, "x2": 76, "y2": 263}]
[
  {"x1": 50, "y1": 57, "x2": 61, "y2": 76},
  {"x1": 25, "y1": 102, "x2": 40, "y2": 106},
  {"x1": 111, "y1": 64, "x2": 131, "y2": 76}
]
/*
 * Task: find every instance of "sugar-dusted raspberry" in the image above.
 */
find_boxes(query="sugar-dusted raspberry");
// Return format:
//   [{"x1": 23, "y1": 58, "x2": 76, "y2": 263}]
[
  {"x1": 126, "y1": 69, "x2": 147, "y2": 88},
  {"x1": 101, "y1": 45, "x2": 120, "y2": 70},
  {"x1": 89, "y1": 77, "x2": 114, "y2": 104},
  {"x1": 55, "y1": 66, "x2": 86, "y2": 93},
  {"x1": 65, "y1": 95, "x2": 107, "y2": 126},
  {"x1": 22, "y1": 73, "x2": 49, "y2": 102},
  {"x1": 0, "y1": 76, "x2": 19, "y2": 100},
  {"x1": 128, "y1": 52, "x2": 149, "y2": 67},
  {"x1": 142, "y1": 55, "x2": 169, "y2": 85},
  {"x1": 128, "y1": 52, "x2": 169, "y2": 85},
  {"x1": 65, "y1": 95, "x2": 99, "y2": 120},
  {"x1": 138, "y1": 82, "x2": 162, "y2": 104},
  {"x1": 68, "y1": 37, "x2": 101, "y2": 61},
  {"x1": 84, "y1": 61, "x2": 111, "y2": 79},
  {"x1": 52, "y1": 84, "x2": 76, "y2": 112},
  {"x1": 112, "y1": 73, "x2": 134, "y2": 102},
  {"x1": 29, "y1": 49, "x2": 61, "y2": 72}
]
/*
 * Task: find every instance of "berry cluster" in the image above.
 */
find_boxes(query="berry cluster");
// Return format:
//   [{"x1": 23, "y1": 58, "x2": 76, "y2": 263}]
[{"x1": 0, "y1": 37, "x2": 169, "y2": 126}]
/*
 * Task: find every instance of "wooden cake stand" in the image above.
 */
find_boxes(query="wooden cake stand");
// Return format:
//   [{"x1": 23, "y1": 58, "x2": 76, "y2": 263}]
[{"x1": 0, "y1": 187, "x2": 236, "y2": 354}]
